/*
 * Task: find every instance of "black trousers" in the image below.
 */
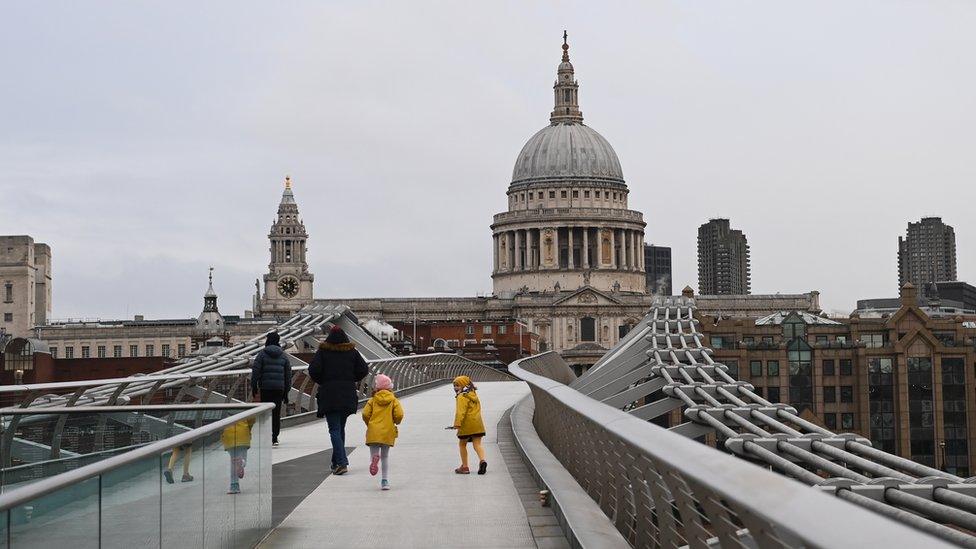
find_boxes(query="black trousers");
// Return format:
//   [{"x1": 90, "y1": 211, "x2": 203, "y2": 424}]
[{"x1": 260, "y1": 389, "x2": 284, "y2": 441}]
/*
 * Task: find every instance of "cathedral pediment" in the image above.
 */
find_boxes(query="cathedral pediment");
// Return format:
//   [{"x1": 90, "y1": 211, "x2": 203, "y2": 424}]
[{"x1": 551, "y1": 286, "x2": 622, "y2": 306}]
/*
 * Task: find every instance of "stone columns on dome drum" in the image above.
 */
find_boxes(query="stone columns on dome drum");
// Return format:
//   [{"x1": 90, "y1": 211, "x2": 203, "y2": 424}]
[
  {"x1": 582, "y1": 228, "x2": 590, "y2": 269},
  {"x1": 515, "y1": 230, "x2": 523, "y2": 270},
  {"x1": 493, "y1": 234, "x2": 498, "y2": 273},
  {"x1": 566, "y1": 227, "x2": 576, "y2": 269},
  {"x1": 610, "y1": 229, "x2": 617, "y2": 269}
]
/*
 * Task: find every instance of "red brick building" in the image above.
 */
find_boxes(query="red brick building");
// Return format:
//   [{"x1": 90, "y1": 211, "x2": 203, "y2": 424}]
[
  {"x1": 388, "y1": 319, "x2": 539, "y2": 364},
  {"x1": 699, "y1": 284, "x2": 976, "y2": 475},
  {"x1": 1, "y1": 337, "x2": 170, "y2": 386}
]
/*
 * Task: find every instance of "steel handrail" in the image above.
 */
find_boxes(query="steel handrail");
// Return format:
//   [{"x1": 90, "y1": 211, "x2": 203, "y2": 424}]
[
  {"x1": 509, "y1": 353, "x2": 946, "y2": 548},
  {"x1": 0, "y1": 402, "x2": 273, "y2": 510}
]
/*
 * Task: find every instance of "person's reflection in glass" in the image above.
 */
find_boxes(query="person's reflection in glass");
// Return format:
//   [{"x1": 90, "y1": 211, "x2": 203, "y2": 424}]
[
  {"x1": 221, "y1": 417, "x2": 255, "y2": 495},
  {"x1": 164, "y1": 444, "x2": 194, "y2": 484}
]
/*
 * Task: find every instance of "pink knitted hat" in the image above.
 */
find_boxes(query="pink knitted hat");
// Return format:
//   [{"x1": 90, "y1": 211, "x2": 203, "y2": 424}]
[{"x1": 374, "y1": 374, "x2": 393, "y2": 391}]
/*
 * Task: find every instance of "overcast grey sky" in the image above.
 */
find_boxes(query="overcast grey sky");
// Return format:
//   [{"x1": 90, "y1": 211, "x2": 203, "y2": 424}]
[{"x1": 2, "y1": 1, "x2": 974, "y2": 319}]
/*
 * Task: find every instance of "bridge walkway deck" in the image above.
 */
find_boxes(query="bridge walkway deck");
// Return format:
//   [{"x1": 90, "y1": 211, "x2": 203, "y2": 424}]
[{"x1": 262, "y1": 381, "x2": 547, "y2": 549}]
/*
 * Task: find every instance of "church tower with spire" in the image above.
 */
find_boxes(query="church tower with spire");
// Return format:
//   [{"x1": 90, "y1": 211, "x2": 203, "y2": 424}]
[
  {"x1": 255, "y1": 176, "x2": 314, "y2": 317},
  {"x1": 193, "y1": 267, "x2": 229, "y2": 347}
]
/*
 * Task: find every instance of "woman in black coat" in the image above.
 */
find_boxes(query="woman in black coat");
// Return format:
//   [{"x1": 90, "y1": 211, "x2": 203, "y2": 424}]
[{"x1": 308, "y1": 325, "x2": 369, "y2": 474}]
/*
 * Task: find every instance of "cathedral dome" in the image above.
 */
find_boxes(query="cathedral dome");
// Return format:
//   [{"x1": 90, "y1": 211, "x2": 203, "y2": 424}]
[
  {"x1": 509, "y1": 32, "x2": 624, "y2": 188},
  {"x1": 511, "y1": 123, "x2": 623, "y2": 185}
]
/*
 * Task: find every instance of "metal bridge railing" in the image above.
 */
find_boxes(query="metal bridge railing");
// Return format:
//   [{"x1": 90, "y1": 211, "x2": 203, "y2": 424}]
[
  {"x1": 0, "y1": 403, "x2": 274, "y2": 547},
  {"x1": 0, "y1": 353, "x2": 513, "y2": 466},
  {"x1": 510, "y1": 352, "x2": 947, "y2": 548}
]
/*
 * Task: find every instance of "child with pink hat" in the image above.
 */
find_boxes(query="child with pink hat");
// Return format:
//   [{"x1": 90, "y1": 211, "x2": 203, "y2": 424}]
[{"x1": 361, "y1": 374, "x2": 403, "y2": 490}]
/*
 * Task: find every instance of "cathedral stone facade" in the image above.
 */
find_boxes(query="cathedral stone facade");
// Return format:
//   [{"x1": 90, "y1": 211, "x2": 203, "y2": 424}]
[
  {"x1": 492, "y1": 34, "x2": 647, "y2": 297},
  {"x1": 255, "y1": 36, "x2": 819, "y2": 370},
  {"x1": 313, "y1": 35, "x2": 656, "y2": 368}
]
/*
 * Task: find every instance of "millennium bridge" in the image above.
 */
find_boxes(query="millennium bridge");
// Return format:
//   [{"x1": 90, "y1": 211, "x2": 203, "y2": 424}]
[{"x1": 1, "y1": 299, "x2": 974, "y2": 547}]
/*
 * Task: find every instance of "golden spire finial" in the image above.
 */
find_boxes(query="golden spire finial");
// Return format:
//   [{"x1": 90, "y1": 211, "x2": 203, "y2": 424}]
[
  {"x1": 562, "y1": 30, "x2": 569, "y2": 62},
  {"x1": 284, "y1": 175, "x2": 292, "y2": 189}
]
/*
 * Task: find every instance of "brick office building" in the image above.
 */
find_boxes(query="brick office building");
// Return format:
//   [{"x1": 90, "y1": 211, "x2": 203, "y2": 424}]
[
  {"x1": 388, "y1": 319, "x2": 540, "y2": 365},
  {"x1": 699, "y1": 283, "x2": 976, "y2": 475}
]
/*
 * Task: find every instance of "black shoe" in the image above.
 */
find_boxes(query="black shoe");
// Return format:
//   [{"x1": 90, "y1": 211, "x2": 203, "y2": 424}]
[
  {"x1": 272, "y1": 438, "x2": 279, "y2": 446},
  {"x1": 478, "y1": 461, "x2": 488, "y2": 475},
  {"x1": 163, "y1": 469, "x2": 175, "y2": 484},
  {"x1": 334, "y1": 465, "x2": 348, "y2": 475}
]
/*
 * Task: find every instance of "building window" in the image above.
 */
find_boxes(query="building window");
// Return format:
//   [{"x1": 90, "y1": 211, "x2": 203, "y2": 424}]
[
  {"x1": 113, "y1": 345, "x2": 122, "y2": 358},
  {"x1": 50, "y1": 347, "x2": 57, "y2": 358},
  {"x1": 3, "y1": 313, "x2": 11, "y2": 322},
  {"x1": 761, "y1": 336, "x2": 774, "y2": 345},
  {"x1": 823, "y1": 359, "x2": 835, "y2": 376},
  {"x1": 97, "y1": 346, "x2": 106, "y2": 358},
  {"x1": 130, "y1": 345, "x2": 138, "y2": 358},
  {"x1": 572, "y1": 190, "x2": 579, "y2": 198},
  {"x1": 81, "y1": 346, "x2": 90, "y2": 359},
  {"x1": 825, "y1": 414, "x2": 837, "y2": 430},
  {"x1": 162, "y1": 344, "x2": 171, "y2": 358},
  {"x1": 584, "y1": 190, "x2": 590, "y2": 198},
  {"x1": 178, "y1": 344, "x2": 186, "y2": 357},
  {"x1": 146, "y1": 344, "x2": 155, "y2": 357},
  {"x1": 498, "y1": 325, "x2": 507, "y2": 335},
  {"x1": 549, "y1": 191, "x2": 555, "y2": 199},
  {"x1": 840, "y1": 359, "x2": 853, "y2": 376},
  {"x1": 868, "y1": 357, "x2": 896, "y2": 453},
  {"x1": 815, "y1": 335, "x2": 828, "y2": 344},
  {"x1": 595, "y1": 191, "x2": 601, "y2": 198},
  {"x1": 942, "y1": 357, "x2": 968, "y2": 474},
  {"x1": 64, "y1": 347, "x2": 74, "y2": 359},
  {"x1": 711, "y1": 335, "x2": 730, "y2": 349},
  {"x1": 580, "y1": 317, "x2": 596, "y2": 342},
  {"x1": 783, "y1": 318, "x2": 806, "y2": 340},
  {"x1": 841, "y1": 413, "x2": 854, "y2": 430},
  {"x1": 561, "y1": 190, "x2": 567, "y2": 198},
  {"x1": 742, "y1": 336, "x2": 754, "y2": 344},
  {"x1": 840, "y1": 386, "x2": 854, "y2": 403},
  {"x1": 767, "y1": 387, "x2": 780, "y2": 403},
  {"x1": 860, "y1": 333, "x2": 886, "y2": 348},
  {"x1": 465, "y1": 325, "x2": 475, "y2": 336},
  {"x1": 824, "y1": 386, "x2": 836, "y2": 403},
  {"x1": 724, "y1": 360, "x2": 738, "y2": 378},
  {"x1": 3, "y1": 282, "x2": 11, "y2": 303},
  {"x1": 754, "y1": 387, "x2": 763, "y2": 398},
  {"x1": 483, "y1": 325, "x2": 492, "y2": 335},
  {"x1": 835, "y1": 335, "x2": 847, "y2": 344},
  {"x1": 749, "y1": 361, "x2": 762, "y2": 377},
  {"x1": 908, "y1": 357, "x2": 936, "y2": 467},
  {"x1": 767, "y1": 361, "x2": 780, "y2": 377}
]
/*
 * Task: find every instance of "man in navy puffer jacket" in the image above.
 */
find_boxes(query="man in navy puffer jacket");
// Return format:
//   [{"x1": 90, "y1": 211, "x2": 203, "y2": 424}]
[{"x1": 251, "y1": 332, "x2": 292, "y2": 445}]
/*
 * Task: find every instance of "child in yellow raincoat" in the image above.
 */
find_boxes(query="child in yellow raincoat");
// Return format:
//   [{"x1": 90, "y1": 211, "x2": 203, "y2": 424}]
[
  {"x1": 361, "y1": 374, "x2": 404, "y2": 490},
  {"x1": 450, "y1": 375, "x2": 487, "y2": 475},
  {"x1": 221, "y1": 416, "x2": 255, "y2": 494}
]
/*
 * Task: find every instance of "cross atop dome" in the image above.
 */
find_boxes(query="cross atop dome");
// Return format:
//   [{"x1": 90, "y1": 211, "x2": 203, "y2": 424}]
[{"x1": 551, "y1": 31, "x2": 583, "y2": 125}]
